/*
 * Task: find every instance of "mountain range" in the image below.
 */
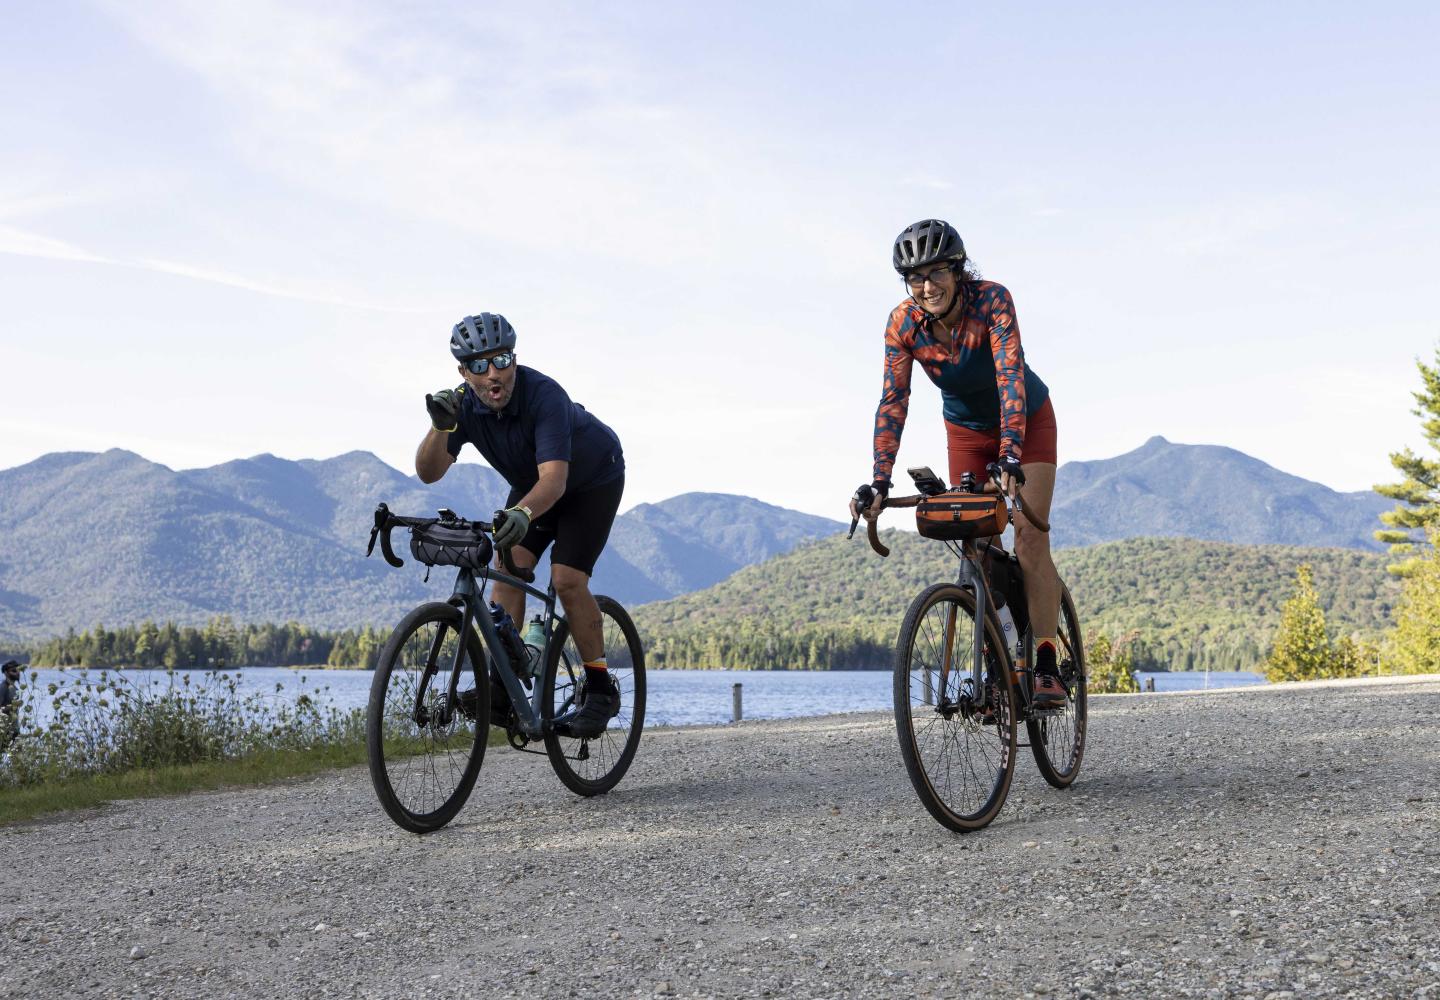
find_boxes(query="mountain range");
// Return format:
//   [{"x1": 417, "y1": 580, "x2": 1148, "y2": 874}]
[
  {"x1": 1050, "y1": 436, "x2": 1390, "y2": 550},
  {"x1": 0, "y1": 437, "x2": 1397, "y2": 641},
  {"x1": 0, "y1": 449, "x2": 840, "y2": 639}
]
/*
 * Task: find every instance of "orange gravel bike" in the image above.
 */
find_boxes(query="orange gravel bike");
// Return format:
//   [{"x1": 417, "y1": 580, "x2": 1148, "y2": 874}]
[{"x1": 852, "y1": 464, "x2": 1087, "y2": 832}]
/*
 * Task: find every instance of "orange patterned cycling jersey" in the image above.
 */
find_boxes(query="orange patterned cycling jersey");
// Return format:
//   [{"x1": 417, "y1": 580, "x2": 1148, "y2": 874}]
[{"x1": 871, "y1": 280, "x2": 1049, "y2": 485}]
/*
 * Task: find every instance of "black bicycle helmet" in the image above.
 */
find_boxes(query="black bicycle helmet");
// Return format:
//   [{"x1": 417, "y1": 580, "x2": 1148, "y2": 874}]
[
  {"x1": 450, "y1": 313, "x2": 517, "y2": 359},
  {"x1": 892, "y1": 219, "x2": 966, "y2": 274}
]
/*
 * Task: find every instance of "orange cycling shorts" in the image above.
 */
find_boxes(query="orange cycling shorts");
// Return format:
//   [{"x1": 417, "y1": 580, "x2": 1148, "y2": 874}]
[{"x1": 945, "y1": 398, "x2": 1058, "y2": 485}]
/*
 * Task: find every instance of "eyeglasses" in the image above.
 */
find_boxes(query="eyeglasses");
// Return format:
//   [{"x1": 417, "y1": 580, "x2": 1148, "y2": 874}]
[
  {"x1": 461, "y1": 352, "x2": 515, "y2": 374},
  {"x1": 903, "y1": 265, "x2": 955, "y2": 290}
]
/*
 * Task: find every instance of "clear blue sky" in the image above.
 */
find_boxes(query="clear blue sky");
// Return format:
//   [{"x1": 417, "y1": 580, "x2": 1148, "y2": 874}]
[{"x1": 3, "y1": 1, "x2": 1437, "y2": 517}]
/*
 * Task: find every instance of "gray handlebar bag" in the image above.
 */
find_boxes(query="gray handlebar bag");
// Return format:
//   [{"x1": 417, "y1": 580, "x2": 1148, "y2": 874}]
[{"x1": 409, "y1": 523, "x2": 493, "y2": 571}]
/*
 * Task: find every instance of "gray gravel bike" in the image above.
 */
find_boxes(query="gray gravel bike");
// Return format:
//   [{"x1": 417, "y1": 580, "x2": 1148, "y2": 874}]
[
  {"x1": 364, "y1": 504, "x2": 645, "y2": 833},
  {"x1": 853, "y1": 464, "x2": 1087, "y2": 832}
]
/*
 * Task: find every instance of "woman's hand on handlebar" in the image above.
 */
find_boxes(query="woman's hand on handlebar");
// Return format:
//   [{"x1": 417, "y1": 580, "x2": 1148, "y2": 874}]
[
  {"x1": 848, "y1": 480, "x2": 889, "y2": 522},
  {"x1": 990, "y1": 456, "x2": 1025, "y2": 497}
]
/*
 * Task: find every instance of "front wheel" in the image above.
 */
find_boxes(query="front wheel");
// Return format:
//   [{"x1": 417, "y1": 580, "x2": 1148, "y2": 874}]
[
  {"x1": 367, "y1": 602, "x2": 489, "y2": 833},
  {"x1": 894, "y1": 583, "x2": 1017, "y2": 832},
  {"x1": 1027, "y1": 582, "x2": 1087, "y2": 788},
  {"x1": 541, "y1": 595, "x2": 646, "y2": 796}
]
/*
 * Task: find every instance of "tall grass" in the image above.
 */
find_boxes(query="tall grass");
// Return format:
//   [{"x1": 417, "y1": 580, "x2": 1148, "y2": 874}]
[{"x1": 0, "y1": 667, "x2": 365, "y2": 789}]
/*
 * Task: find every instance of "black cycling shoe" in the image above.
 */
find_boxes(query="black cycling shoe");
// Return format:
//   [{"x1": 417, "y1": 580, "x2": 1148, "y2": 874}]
[
  {"x1": 455, "y1": 679, "x2": 509, "y2": 726},
  {"x1": 553, "y1": 675, "x2": 620, "y2": 739},
  {"x1": 456, "y1": 687, "x2": 480, "y2": 721},
  {"x1": 489, "y1": 674, "x2": 513, "y2": 728}
]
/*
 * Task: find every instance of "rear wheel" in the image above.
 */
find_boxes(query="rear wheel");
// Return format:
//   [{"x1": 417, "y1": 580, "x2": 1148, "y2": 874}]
[
  {"x1": 542, "y1": 595, "x2": 646, "y2": 796},
  {"x1": 366, "y1": 602, "x2": 488, "y2": 833},
  {"x1": 1027, "y1": 583, "x2": 1087, "y2": 788},
  {"x1": 894, "y1": 583, "x2": 1017, "y2": 832}
]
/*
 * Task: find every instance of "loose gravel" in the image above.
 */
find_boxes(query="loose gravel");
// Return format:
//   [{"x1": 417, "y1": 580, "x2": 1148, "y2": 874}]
[{"x1": 2, "y1": 676, "x2": 1438, "y2": 999}]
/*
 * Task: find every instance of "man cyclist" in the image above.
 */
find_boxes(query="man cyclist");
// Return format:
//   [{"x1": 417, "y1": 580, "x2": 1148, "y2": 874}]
[
  {"x1": 851, "y1": 219, "x2": 1066, "y2": 707},
  {"x1": 1, "y1": 659, "x2": 21, "y2": 742},
  {"x1": 415, "y1": 313, "x2": 625, "y2": 738}
]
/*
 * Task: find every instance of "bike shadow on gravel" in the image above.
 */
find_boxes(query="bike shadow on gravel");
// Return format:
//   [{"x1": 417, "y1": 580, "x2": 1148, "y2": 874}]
[
  {"x1": 513, "y1": 757, "x2": 910, "y2": 819},
  {"x1": 1065, "y1": 757, "x2": 1409, "y2": 816}
]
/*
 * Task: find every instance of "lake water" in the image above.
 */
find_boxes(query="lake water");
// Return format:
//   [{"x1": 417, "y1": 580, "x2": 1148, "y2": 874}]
[{"x1": 14, "y1": 666, "x2": 1266, "y2": 729}]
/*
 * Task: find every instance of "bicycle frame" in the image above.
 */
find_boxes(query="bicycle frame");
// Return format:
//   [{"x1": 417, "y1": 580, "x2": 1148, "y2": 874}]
[
  {"x1": 861, "y1": 468, "x2": 1047, "y2": 718},
  {"x1": 958, "y1": 544, "x2": 992, "y2": 711},
  {"x1": 418, "y1": 564, "x2": 566, "y2": 739}
]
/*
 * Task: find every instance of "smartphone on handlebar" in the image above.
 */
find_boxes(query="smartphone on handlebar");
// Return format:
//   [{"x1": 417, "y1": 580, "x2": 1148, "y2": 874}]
[{"x1": 906, "y1": 466, "x2": 947, "y2": 496}]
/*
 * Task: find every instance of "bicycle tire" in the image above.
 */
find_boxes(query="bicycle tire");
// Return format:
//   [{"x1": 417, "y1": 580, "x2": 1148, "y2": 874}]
[
  {"x1": 894, "y1": 583, "x2": 1018, "y2": 832},
  {"x1": 367, "y1": 602, "x2": 489, "y2": 833},
  {"x1": 1027, "y1": 582, "x2": 1087, "y2": 788},
  {"x1": 541, "y1": 595, "x2": 646, "y2": 796}
]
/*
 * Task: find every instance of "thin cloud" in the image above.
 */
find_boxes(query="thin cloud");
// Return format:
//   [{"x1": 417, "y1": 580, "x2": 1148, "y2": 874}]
[
  {"x1": 0, "y1": 221, "x2": 418, "y2": 312},
  {"x1": 100, "y1": 1, "x2": 861, "y2": 278},
  {"x1": 900, "y1": 175, "x2": 955, "y2": 191},
  {"x1": 134, "y1": 257, "x2": 426, "y2": 313},
  {"x1": 0, "y1": 225, "x2": 111, "y2": 265}
]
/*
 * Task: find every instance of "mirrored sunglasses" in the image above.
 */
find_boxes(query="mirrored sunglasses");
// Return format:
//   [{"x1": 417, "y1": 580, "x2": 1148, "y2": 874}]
[{"x1": 461, "y1": 352, "x2": 515, "y2": 374}]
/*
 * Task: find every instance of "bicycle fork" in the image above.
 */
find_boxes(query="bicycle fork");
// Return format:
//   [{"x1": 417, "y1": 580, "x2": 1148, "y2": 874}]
[
  {"x1": 953, "y1": 554, "x2": 1020, "y2": 716},
  {"x1": 411, "y1": 601, "x2": 475, "y2": 729}
]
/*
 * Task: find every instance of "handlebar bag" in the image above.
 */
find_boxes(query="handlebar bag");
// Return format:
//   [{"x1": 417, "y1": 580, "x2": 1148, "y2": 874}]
[
  {"x1": 409, "y1": 522, "x2": 493, "y2": 571},
  {"x1": 915, "y1": 491, "x2": 1007, "y2": 540}
]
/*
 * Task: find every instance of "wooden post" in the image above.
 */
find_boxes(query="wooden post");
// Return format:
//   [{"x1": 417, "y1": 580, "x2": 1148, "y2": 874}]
[{"x1": 732, "y1": 682, "x2": 743, "y2": 723}]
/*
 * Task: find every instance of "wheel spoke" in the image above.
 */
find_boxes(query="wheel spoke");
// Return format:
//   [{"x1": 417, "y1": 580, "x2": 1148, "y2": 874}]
[
  {"x1": 895, "y1": 586, "x2": 1015, "y2": 831},
  {"x1": 544, "y1": 597, "x2": 645, "y2": 795},
  {"x1": 1026, "y1": 590, "x2": 1088, "y2": 787},
  {"x1": 366, "y1": 607, "x2": 488, "y2": 832}
]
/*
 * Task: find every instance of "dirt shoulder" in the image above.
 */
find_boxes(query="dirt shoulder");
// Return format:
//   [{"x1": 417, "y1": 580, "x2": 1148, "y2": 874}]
[{"x1": 2, "y1": 677, "x2": 1438, "y2": 999}]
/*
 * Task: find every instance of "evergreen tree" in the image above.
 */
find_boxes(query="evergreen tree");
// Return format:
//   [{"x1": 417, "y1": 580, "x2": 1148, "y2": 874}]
[
  {"x1": 1265, "y1": 565, "x2": 1331, "y2": 682},
  {"x1": 1375, "y1": 345, "x2": 1440, "y2": 576},
  {"x1": 1386, "y1": 526, "x2": 1440, "y2": 674}
]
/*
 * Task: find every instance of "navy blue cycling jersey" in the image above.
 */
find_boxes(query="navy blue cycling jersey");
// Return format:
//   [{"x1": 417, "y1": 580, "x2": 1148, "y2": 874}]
[{"x1": 446, "y1": 366, "x2": 624, "y2": 494}]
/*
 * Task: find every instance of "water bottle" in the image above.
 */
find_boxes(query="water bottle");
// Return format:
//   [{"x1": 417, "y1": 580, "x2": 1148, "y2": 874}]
[
  {"x1": 489, "y1": 602, "x2": 528, "y2": 673},
  {"x1": 522, "y1": 616, "x2": 546, "y2": 678}
]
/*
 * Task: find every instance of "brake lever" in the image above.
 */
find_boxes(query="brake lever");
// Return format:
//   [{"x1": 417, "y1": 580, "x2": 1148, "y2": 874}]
[
  {"x1": 982, "y1": 462, "x2": 1050, "y2": 533},
  {"x1": 848, "y1": 484, "x2": 876, "y2": 540},
  {"x1": 367, "y1": 503, "x2": 390, "y2": 557},
  {"x1": 490, "y1": 510, "x2": 537, "y2": 583}
]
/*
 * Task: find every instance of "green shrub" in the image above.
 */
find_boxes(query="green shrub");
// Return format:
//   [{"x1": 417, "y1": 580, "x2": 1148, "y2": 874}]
[
  {"x1": 0, "y1": 668, "x2": 363, "y2": 789},
  {"x1": 1087, "y1": 633, "x2": 1139, "y2": 694}
]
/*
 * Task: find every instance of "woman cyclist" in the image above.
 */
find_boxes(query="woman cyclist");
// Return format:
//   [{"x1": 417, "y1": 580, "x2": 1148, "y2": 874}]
[{"x1": 852, "y1": 218, "x2": 1065, "y2": 707}]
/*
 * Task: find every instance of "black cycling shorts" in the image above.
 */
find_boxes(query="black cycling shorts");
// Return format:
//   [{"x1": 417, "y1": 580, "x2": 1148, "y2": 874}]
[{"x1": 505, "y1": 474, "x2": 624, "y2": 577}]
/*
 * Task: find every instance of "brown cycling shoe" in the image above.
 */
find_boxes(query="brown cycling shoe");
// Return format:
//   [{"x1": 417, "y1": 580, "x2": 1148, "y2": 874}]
[{"x1": 1032, "y1": 671, "x2": 1067, "y2": 709}]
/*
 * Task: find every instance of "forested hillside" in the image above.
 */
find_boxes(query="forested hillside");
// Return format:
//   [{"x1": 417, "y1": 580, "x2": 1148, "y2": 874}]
[{"x1": 631, "y1": 533, "x2": 1396, "y2": 672}]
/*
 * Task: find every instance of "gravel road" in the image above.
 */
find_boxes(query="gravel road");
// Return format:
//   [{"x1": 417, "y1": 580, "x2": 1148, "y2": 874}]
[{"x1": 2, "y1": 676, "x2": 1438, "y2": 999}]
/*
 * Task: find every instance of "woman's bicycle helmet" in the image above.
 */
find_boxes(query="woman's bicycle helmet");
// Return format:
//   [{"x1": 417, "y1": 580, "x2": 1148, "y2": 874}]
[{"x1": 892, "y1": 219, "x2": 966, "y2": 274}]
